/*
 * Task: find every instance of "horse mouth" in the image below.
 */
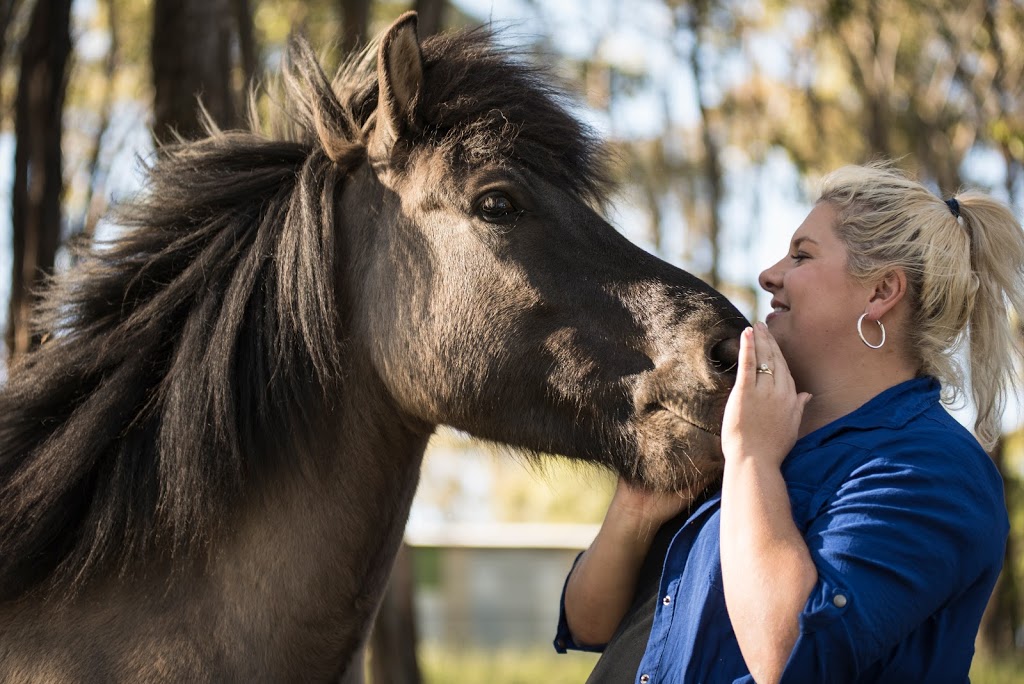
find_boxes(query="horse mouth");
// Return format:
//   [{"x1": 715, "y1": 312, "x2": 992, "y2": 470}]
[
  {"x1": 628, "y1": 396, "x2": 726, "y2": 493},
  {"x1": 650, "y1": 400, "x2": 721, "y2": 436}
]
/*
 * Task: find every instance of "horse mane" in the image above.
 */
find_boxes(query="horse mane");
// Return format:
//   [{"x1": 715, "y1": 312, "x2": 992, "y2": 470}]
[{"x1": 0, "y1": 26, "x2": 612, "y2": 600}]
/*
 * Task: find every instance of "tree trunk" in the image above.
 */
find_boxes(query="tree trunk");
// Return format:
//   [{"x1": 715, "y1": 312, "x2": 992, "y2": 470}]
[
  {"x1": 233, "y1": 0, "x2": 259, "y2": 91},
  {"x1": 413, "y1": 0, "x2": 446, "y2": 38},
  {"x1": 977, "y1": 439, "x2": 1022, "y2": 654},
  {"x1": 368, "y1": 542, "x2": 422, "y2": 684},
  {"x1": 0, "y1": 0, "x2": 24, "y2": 111},
  {"x1": 151, "y1": 0, "x2": 236, "y2": 143},
  {"x1": 76, "y1": 0, "x2": 120, "y2": 249},
  {"x1": 339, "y1": 0, "x2": 371, "y2": 55},
  {"x1": 6, "y1": 0, "x2": 73, "y2": 358},
  {"x1": 679, "y1": 1, "x2": 723, "y2": 289}
]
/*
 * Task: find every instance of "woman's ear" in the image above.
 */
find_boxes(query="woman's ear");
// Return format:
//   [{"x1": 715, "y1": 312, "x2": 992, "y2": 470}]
[{"x1": 865, "y1": 269, "x2": 907, "y2": 320}]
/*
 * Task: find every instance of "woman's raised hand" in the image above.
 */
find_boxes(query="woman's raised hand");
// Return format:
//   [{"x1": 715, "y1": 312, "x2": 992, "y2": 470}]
[
  {"x1": 609, "y1": 477, "x2": 694, "y2": 535},
  {"x1": 722, "y1": 322, "x2": 811, "y2": 469}
]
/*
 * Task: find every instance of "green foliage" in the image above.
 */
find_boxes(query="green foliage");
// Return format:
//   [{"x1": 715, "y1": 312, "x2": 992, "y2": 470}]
[
  {"x1": 253, "y1": 0, "x2": 340, "y2": 58},
  {"x1": 969, "y1": 652, "x2": 1024, "y2": 684},
  {"x1": 420, "y1": 646, "x2": 600, "y2": 684}
]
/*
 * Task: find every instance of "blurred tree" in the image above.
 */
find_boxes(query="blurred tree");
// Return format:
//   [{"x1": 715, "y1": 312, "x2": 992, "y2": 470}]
[
  {"x1": 730, "y1": 0, "x2": 1023, "y2": 194},
  {"x1": 980, "y1": 436, "x2": 1022, "y2": 656},
  {"x1": 413, "y1": 0, "x2": 445, "y2": 38},
  {"x1": 976, "y1": 0, "x2": 1022, "y2": 208},
  {"x1": 6, "y1": 0, "x2": 72, "y2": 357},
  {"x1": 340, "y1": 0, "x2": 371, "y2": 54},
  {"x1": 674, "y1": 0, "x2": 727, "y2": 289},
  {"x1": 369, "y1": 543, "x2": 422, "y2": 684},
  {"x1": 234, "y1": 0, "x2": 259, "y2": 89},
  {"x1": 151, "y1": 0, "x2": 239, "y2": 142},
  {"x1": 76, "y1": 0, "x2": 120, "y2": 247},
  {"x1": 0, "y1": 0, "x2": 24, "y2": 113},
  {"x1": 57, "y1": 0, "x2": 156, "y2": 261}
]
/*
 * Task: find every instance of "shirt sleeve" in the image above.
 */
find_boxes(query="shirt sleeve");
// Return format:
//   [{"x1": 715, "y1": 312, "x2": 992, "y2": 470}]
[
  {"x1": 778, "y1": 450, "x2": 1005, "y2": 682},
  {"x1": 553, "y1": 551, "x2": 606, "y2": 654}
]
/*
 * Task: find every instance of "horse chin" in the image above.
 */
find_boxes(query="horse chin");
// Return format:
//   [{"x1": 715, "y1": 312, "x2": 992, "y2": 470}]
[{"x1": 630, "y1": 407, "x2": 725, "y2": 494}]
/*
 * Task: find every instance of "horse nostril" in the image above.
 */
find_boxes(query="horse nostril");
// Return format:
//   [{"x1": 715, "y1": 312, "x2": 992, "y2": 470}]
[{"x1": 708, "y1": 336, "x2": 740, "y2": 375}]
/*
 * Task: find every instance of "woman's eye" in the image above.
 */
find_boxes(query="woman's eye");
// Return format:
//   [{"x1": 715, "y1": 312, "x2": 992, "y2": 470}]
[
  {"x1": 476, "y1": 191, "x2": 521, "y2": 223},
  {"x1": 791, "y1": 252, "x2": 807, "y2": 261}
]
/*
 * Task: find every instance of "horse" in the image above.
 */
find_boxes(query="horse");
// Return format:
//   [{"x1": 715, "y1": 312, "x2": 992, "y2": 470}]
[{"x1": 0, "y1": 12, "x2": 746, "y2": 682}]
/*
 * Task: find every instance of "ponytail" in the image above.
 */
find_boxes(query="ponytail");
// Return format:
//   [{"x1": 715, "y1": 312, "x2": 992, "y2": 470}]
[{"x1": 956, "y1": 193, "x2": 1024, "y2": 447}]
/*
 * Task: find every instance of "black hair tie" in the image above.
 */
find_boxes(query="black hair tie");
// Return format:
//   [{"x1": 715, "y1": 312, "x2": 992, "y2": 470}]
[{"x1": 945, "y1": 197, "x2": 961, "y2": 219}]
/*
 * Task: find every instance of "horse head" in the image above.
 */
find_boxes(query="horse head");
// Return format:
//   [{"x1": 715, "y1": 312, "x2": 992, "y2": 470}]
[{"x1": 332, "y1": 13, "x2": 747, "y2": 494}]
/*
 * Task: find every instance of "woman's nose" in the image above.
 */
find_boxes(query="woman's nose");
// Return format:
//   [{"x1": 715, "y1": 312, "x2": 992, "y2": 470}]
[{"x1": 758, "y1": 263, "x2": 779, "y2": 292}]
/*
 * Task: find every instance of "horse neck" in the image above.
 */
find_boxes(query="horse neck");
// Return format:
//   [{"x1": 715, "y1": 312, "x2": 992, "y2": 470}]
[
  {"x1": 0, "y1": 362, "x2": 432, "y2": 680},
  {"x1": 206, "y1": 378, "x2": 432, "y2": 676}
]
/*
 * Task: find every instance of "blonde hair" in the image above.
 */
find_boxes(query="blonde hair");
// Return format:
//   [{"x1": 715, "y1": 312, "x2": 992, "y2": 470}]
[{"x1": 818, "y1": 163, "x2": 1024, "y2": 449}]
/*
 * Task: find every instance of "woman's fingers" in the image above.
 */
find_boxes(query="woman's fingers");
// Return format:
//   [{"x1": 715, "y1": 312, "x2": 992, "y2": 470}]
[
  {"x1": 752, "y1": 322, "x2": 775, "y2": 382},
  {"x1": 723, "y1": 322, "x2": 811, "y2": 468},
  {"x1": 736, "y1": 326, "x2": 756, "y2": 389}
]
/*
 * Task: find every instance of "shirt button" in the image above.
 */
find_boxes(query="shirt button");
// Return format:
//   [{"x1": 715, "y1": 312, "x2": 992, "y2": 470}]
[
  {"x1": 640, "y1": 675, "x2": 651, "y2": 683},
  {"x1": 833, "y1": 594, "x2": 848, "y2": 608},
  {"x1": 662, "y1": 595, "x2": 672, "y2": 606}
]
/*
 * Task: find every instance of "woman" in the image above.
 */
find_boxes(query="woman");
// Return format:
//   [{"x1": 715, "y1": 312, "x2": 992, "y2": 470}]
[{"x1": 555, "y1": 164, "x2": 1022, "y2": 683}]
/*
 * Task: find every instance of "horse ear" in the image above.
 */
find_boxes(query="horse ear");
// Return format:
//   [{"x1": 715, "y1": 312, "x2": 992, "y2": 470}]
[{"x1": 370, "y1": 11, "x2": 424, "y2": 159}]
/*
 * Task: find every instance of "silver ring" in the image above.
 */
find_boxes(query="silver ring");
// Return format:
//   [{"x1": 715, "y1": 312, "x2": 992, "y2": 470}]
[{"x1": 756, "y1": 363, "x2": 773, "y2": 376}]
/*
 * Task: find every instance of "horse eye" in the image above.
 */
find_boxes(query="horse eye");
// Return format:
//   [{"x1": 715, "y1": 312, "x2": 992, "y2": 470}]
[{"x1": 475, "y1": 191, "x2": 520, "y2": 223}]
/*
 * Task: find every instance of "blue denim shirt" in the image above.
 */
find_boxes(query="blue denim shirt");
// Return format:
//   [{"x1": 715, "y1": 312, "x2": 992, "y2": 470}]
[{"x1": 555, "y1": 377, "x2": 1009, "y2": 683}]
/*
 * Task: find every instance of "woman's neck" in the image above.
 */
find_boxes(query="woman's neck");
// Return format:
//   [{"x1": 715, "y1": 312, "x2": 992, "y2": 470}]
[{"x1": 795, "y1": 355, "x2": 918, "y2": 438}]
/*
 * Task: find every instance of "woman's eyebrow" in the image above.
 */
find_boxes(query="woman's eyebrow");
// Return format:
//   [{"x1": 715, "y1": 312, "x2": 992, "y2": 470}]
[{"x1": 792, "y1": 236, "x2": 819, "y2": 249}]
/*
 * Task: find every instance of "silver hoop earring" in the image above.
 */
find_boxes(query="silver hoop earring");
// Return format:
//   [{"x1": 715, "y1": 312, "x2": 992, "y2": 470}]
[{"x1": 857, "y1": 313, "x2": 885, "y2": 349}]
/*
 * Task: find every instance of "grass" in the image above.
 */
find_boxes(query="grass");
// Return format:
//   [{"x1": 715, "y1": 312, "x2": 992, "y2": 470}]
[
  {"x1": 970, "y1": 653, "x2": 1024, "y2": 684},
  {"x1": 419, "y1": 647, "x2": 1024, "y2": 684},
  {"x1": 420, "y1": 647, "x2": 599, "y2": 684}
]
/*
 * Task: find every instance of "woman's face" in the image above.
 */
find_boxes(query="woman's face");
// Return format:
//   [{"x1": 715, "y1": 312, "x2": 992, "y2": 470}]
[{"x1": 758, "y1": 202, "x2": 874, "y2": 382}]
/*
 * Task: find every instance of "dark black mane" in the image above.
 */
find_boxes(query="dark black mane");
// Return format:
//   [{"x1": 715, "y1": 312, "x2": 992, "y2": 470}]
[{"x1": 0, "y1": 27, "x2": 611, "y2": 600}]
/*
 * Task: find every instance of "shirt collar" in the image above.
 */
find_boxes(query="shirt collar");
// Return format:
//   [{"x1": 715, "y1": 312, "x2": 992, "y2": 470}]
[
  {"x1": 790, "y1": 375, "x2": 941, "y2": 454},
  {"x1": 689, "y1": 376, "x2": 942, "y2": 518}
]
